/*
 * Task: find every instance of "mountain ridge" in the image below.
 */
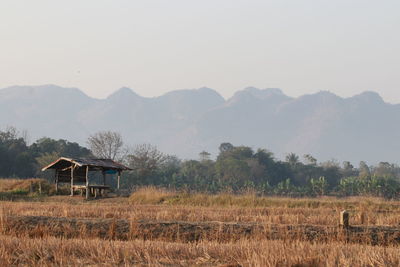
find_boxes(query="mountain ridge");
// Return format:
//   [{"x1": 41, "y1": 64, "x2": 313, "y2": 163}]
[
  {"x1": 1, "y1": 84, "x2": 399, "y2": 164},
  {"x1": 2, "y1": 84, "x2": 396, "y2": 104}
]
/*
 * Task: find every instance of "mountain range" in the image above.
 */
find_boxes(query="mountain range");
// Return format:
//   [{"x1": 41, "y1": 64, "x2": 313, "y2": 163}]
[{"x1": 1, "y1": 84, "x2": 399, "y2": 164}]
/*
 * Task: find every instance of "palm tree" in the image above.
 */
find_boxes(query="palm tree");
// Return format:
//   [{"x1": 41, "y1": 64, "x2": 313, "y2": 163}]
[{"x1": 286, "y1": 153, "x2": 299, "y2": 167}]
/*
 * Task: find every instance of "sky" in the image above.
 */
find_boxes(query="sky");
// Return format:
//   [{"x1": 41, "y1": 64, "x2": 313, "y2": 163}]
[{"x1": 1, "y1": 0, "x2": 399, "y2": 103}]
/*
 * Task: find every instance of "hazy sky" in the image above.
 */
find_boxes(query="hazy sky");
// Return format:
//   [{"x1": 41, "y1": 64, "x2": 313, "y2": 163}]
[{"x1": 1, "y1": 1, "x2": 399, "y2": 102}]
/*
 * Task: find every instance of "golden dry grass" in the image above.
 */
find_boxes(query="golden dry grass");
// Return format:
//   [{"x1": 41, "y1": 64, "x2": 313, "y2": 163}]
[
  {"x1": 129, "y1": 186, "x2": 400, "y2": 210},
  {"x1": 2, "y1": 194, "x2": 400, "y2": 226},
  {"x1": 2, "y1": 186, "x2": 400, "y2": 266},
  {"x1": 1, "y1": 235, "x2": 400, "y2": 266},
  {"x1": 0, "y1": 178, "x2": 48, "y2": 192},
  {"x1": 5, "y1": 214, "x2": 400, "y2": 246}
]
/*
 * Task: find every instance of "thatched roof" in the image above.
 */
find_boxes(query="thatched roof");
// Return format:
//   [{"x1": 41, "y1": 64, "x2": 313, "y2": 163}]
[{"x1": 42, "y1": 157, "x2": 131, "y2": 171}]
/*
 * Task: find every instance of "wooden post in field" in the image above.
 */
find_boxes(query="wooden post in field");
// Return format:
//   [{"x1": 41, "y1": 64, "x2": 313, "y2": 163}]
[
  {"x1": 85, "y1": 165, "x2": 90, "y2": 200},
  {"x1": 340, "y1": 210, "x2": 349, "y2": 228},
  {"x1": 70, "y1": 166, "x2": 74, "y2": 196},
  {"x1": 29, "y1": 181, "x2": 33, "y2": 194},
  {"x1": 38, "y1": 181, "x2": 42, "y2": 195},
  {"x1": 117, "y1": 170, "x2": 121, "y2": 190}
]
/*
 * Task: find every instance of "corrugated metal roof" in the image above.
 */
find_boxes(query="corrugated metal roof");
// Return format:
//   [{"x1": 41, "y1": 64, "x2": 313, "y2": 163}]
[{"x1": 42, "y1": 157, "x2": 132, "y2": 171}]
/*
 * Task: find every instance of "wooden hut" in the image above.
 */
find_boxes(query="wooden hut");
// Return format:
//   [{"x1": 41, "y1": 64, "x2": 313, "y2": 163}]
[{"x1": 42, "y1": 157, "x2": 131, "y2": 199}]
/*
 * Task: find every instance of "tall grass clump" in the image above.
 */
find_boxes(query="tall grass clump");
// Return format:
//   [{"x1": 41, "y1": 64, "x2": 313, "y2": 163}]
[
  {"x1": 0, "y1": 178, "x2": 54, "y2": 200},
  {"x1": 129, "y1": 187, "x2": 267, "y2": 206},
  {"x1": 129, "y1": 187, "x2": 400, "y2": 211},
  {"x1": 129, "y1": 187, "x2": 313, "y2": 207},
  {"x1": 129, "y1": 186, "x2": 178, "y2": 204}
]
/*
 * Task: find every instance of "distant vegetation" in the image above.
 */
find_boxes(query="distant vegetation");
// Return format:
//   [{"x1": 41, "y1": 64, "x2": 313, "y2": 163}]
[
  {"x1": 0, "y1": 126, "x2": 91, "y2": 178},
  {"x1": 123, "y1": 143, "x2": 400, "y2": 199},
  {"x1": 1, "y1": 127, "x2": 400, "y2": 198}
]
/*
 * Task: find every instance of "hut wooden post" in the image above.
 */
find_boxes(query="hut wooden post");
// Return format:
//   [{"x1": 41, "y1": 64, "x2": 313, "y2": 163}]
[
  {"x1": 102, "y1": 170, "x2": 106, "y2": 186},
  {"x1": 85, "y1": 165, "x2": 90, "y2": 200},
  {"x1": 55, "y1": 170, "x2": 59, "y2": 194},
  {"x1": 117, "y1": 171, "x2": 121, "y2": 190},
  {"x1": 70, "y1": 166, "x2": 74, "y2": 196}
]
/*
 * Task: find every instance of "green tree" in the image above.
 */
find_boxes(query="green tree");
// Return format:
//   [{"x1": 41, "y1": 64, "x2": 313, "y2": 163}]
[
  {"x1": 359, "y1": 161, "x2": 371, "y2": 178},
  {"x1": 219, "y1": 142, "x2": 234, "y2": 153},
  {"x1": 310, "y1": 176, "x2": 328, "y2": 196},
  {"x1": 126, "y1": 144, "x2": 167, "y2": 185},
  {"x1": 303, "y1": 154, "x2": 317, "y2": 166},
  {"x1": 215, "y1": 157, "x2": 251, "y2": 191},
  {"x1": 286, "y1": 153, "x2": 300, "y2": 167},
  {"x1": 342, "y1": 161, "x2": 355, "y2": 177},
  {"x1": 199, "y1": 151, "x2": 211, "y2": 162}
]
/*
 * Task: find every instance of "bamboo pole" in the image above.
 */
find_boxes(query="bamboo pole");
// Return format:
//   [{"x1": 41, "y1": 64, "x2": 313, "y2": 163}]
[
  {"x1": 85, "y1": 165, "x2": 90, "y2": 200},
  {"x1": 117, "y1": 171, "x2": 121, "y2": 190},
  {"x1": 55, "y1": 170, "x2": 58, "y2": 194},
  {"x1": 70, "y1": 166, "x2": 74, "y2": 196}
]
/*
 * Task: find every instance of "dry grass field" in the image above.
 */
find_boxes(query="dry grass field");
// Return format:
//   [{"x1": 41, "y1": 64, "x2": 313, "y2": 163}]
[{"x1": 1, "y1": 185, "x2": 400, "y2": 266}]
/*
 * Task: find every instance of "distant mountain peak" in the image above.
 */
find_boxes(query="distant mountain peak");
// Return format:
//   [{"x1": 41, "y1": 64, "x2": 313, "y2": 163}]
[
  {"x1": 110, "y1": 86, "x2": 137, "y2": 95},
  {"x1": 315, "y1": 90, "x2": 342, "y2": 99},
  {"x1": 161, "y1": 87, "x2": 225, "y2": 103},
  {"x1": 315, "y1": 90, "x2": 336, "y2": 95},
  {"x1": 107, "y1": 87, "x2": 140, "y2": 101},
  {"x1": 297, "y1": 90, "x2": 341, "y2": 100},
  {"x1": 244, "y1": 86, "x2": 284, "y2": 95},
  {"x1": 230, "y1": 87, "x2": 287, "y2": 103},
  {"x1": 198, "y1": 86, "x2": 215, "y2": 91},
  {"x1": 196, "y1": 87, "x2": 225, "y2": 100},
  {"x1": 2, "y1": 84, "x2": 74, "y2": 92},
  {"x1": 351, "y1": 91, "x2": 384, "y2": 104},
  {"x1": 0, "y1": 84, "x2": 90, "y2": 99}
]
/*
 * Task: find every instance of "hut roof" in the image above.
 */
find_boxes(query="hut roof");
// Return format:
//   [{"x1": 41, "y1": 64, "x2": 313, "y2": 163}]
[{"x1": 41, "y1": 157, "x2": 132, "y2": 171}]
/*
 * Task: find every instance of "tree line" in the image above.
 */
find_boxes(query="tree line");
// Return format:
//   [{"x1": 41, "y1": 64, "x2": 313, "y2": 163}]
[
  {"x1": 122, "y1": 142, "x2": 400, "y2": 199},
  {"x1": 1, "y1": 127, "x2": 400, "y2": 198},
  {"x1": 0, "y1": 127, "x2": 91, "y2": 178}
]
